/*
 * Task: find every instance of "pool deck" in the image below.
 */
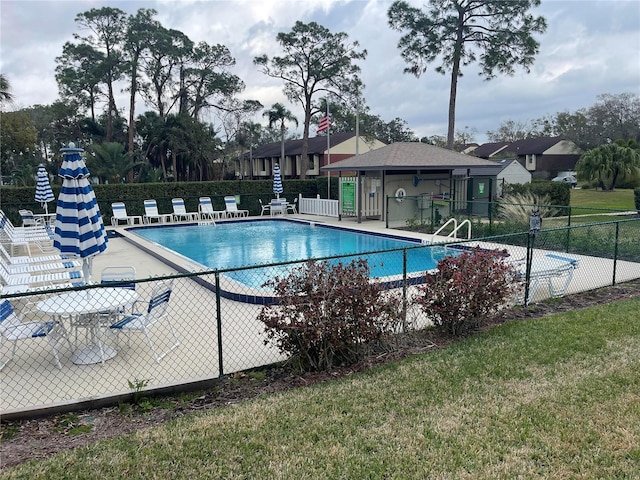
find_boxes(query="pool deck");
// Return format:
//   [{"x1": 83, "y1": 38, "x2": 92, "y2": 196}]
[{"x1": 2, "y1": 213, "x2": 639, "y2": 418}]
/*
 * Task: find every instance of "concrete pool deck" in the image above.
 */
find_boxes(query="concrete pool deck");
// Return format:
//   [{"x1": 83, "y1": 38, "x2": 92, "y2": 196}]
[{"x1": 2, "y1": 213, "x2": 639, "y2": 417}]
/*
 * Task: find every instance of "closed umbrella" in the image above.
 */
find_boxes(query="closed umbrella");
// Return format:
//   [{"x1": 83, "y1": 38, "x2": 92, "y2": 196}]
[
  {"x1": 53, "y1": 143, "x2": 108, "y2": 282},
  {"x1": 35, "y1": 164, "x2": 54, "y2": 214},
  {"x1": 273, "y1": 163, "x2": 283, "y2": 199}
]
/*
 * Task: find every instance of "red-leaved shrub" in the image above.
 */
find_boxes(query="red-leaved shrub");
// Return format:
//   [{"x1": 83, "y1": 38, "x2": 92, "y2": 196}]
[
  {"x1": 413, "y1": 248, "x2": 520, "y2": 336},
  {"x1": 257, "y1": 259, "x2": 402, "y2": 371}
]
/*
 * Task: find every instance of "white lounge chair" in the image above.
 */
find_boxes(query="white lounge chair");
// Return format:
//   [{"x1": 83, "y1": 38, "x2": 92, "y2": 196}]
[
  {"x1": 0, "y1": 299, "x2": 72, "y2": 370},
  {"x1": 1, "y1": 256, "x2": 81, "y2": 275},
  {"x1": 0, "y1": 242, "x2": 81, "y2": 267},
  {"x1": 198, "y1": 197, "x2": 225, "y2": 220},
  {"x1": 171, "y1": 198, "x2": 199, "y2": 222},
  {"x1": 520, "y1": 253, "x2": 580, "y2": 303},
  {"x1": 224, "y1": 196, "x2": 249, "y2": 218},
  {"x1": 111, "y1": 202, "x2": 142, "y2": 226},
  {"x1": 109, "y1": 279, "x2": 179, "y2": 363},
  {"x1": 142, "y1": 200, "x2": 172, "y2": 224},
  {"x1": 0, "y1": 263, "x2": 85, "y2": 294},
  {"x1": 0, "y1": 210, "x2": 53, "y2": 255}
]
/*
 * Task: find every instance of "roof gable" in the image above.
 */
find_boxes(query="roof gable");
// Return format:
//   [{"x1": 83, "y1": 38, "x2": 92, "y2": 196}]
[{"x1": 322, "y1": 142, "x2": 500, "y2": 172}]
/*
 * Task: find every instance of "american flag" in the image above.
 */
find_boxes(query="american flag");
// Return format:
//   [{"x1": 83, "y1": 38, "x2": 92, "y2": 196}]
[{"x1": 316, "y1": 115, "x2": 332, "y2": 134}]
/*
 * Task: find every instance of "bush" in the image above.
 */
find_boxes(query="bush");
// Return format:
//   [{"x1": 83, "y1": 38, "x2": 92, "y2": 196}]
[
  {"x1": 497, "y1": 192, "x2": 558, "y2": 223},
  {"x1": 412, "y1": 248, "x2": 520, "y2": 336},
  {"x1": 635, "y1": 187, "x2": 640, "y2": 212},
  {"x1": 257, "y1": 259, "x2": 402, "y2": 371},
  {"x1": 503, "y1": 181, "x2": 570, "y2": 207}
]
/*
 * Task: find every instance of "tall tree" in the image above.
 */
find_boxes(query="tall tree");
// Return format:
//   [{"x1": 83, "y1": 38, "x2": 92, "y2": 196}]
[
  {"x1": 182, "y1": 42, "x2": 245, "y2": 120},
  {"x1": 0, "y1": 74, "x2": 14, "y2": 108},
  {"x1": 140, "y1": 26, "x2": 193, "y2": 118},
  {"x1": 575, "y1": 141, "x2": 640, "y2": 190},
  {"x1": 263, "y1": 103, "x2": 298, "y2": 175},
  {"x1": 123, "y1": 8, "x2": 159, "y2": 158},
  {"x1": 486, "y1": 119, "x2": 540, "y2": 142},
  {"x1": 255, "y1": 21, "x2": 367, "y2": 178},
  {"x1": 388, "y1": 0, "x2": 547, "y2": 149}
]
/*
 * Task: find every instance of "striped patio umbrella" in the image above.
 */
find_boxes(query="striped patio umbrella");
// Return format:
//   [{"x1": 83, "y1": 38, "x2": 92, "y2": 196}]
[
  {"x1": 35, "y1": 164, "x2": 55, "y2": 214},
  {"x1": 273, "y1": 163, "x2": 283, "y2": 199},
  {"x1": 53, "y1": 143, "x2": 107, "y2": 281}
]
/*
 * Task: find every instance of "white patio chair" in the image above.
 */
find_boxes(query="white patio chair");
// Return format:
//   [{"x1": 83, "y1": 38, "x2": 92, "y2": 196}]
[
  {"x1": 171, "y1": 198, "x2": 199, "y2": 222},
  {"x1": 259, "y1": 199, "x2": 271, "y2": 216},
  {"x1": 198, "y1": 197, "x2": 225, "y2": 220},
  {"x1": 111, "y1": 202, "x2": 142, "y2": 226},
  {"x1": 0, "y1": 299, "x2": 71, "y2": 370},
  {"x1": 270, "y1": 199, "x2": 285, "y2": 216},
  {"x1": 143, "y1": 199, "x2": 172, "y2": 224},
  {"x1": 19, "y1": 209, "x2": 38, "y2": 227},
  {"x1": 285, "y1": 198, "x2": 298, "y2": 214},
  {"x1": 224, "y1": 196, "x2": 249, "y2": 218},
  {"x1": 109, "y1": 279, "x2": 179, "y2": 363}
]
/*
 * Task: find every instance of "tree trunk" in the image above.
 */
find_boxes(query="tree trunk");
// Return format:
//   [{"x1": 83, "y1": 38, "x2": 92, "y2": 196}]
[{"x1": 446, "y1": 8, "x2": 465, "y2": 150}]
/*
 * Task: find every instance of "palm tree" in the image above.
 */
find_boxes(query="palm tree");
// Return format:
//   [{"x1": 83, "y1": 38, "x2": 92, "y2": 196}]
[
  {"x1": 263, "y1": 103, "x2": 298, "y2": 174},
  {"x1": 576, "y1": 142, "x2": 640, "y2": 190},
  {"x1": 0, "y1": 74, "x2": 14, "y2": 108}
]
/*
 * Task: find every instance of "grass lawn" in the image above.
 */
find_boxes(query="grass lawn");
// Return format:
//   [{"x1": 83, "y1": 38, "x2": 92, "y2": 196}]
[
  {"x1": 571, "y1": 188, "x2": 636, "y2": 213},
  {"x1": 2, "y1": 298, "x2": 639, "y2": 479}
]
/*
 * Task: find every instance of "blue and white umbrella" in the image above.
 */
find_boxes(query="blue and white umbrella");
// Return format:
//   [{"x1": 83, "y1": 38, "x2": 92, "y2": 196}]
[
  {"x1": 273, "y1": 163, "x2": 283, "y2": 199},
  {"x1": 35, "y1": 164, "x2": 55, "y2": 214},
  {"x1": 53, "y1": 143, "x2": 108, "y2": 281}
]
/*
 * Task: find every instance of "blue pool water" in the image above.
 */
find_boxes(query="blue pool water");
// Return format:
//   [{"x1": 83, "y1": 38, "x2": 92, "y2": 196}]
[{"x1": 132, "y1": 220, "x2": 458, "y2": 288}]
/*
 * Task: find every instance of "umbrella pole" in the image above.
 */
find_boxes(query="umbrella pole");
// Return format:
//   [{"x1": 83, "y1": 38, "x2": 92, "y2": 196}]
[{"x1": 82, "y1": 258, "x2": 93, "y2": 283}]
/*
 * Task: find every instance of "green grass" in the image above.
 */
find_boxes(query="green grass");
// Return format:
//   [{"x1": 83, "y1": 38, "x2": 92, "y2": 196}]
[
  {"x1": 571, "y1": 188, "x2": 636, "y2": 213},
  {"x1": 3, "y1": 298, "x2": 640, "y2": 479}
]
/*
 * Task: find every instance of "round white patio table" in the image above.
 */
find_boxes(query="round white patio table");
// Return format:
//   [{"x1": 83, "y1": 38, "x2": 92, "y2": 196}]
[{"x1": 37, "y1": 288, "x2": 138, "y2": 365}]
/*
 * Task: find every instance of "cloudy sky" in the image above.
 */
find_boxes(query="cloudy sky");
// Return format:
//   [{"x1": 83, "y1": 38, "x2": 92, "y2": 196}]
[{"x1": 1, "y1": 0, "x2": 639, "y2": 143}]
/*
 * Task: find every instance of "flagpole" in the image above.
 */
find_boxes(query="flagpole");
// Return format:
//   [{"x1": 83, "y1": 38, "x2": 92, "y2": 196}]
[
  {"x1": 355, "y1": 98, "x2": 359, "y2": 155},
  {"x1": 326, "y1": 100, "x2": 331, "y2": 199}
]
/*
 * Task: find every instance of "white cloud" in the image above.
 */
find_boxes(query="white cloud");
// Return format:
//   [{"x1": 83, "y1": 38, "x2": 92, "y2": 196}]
[{"x1": 1, "y1": 0, "x2": 638, "y2": 144}]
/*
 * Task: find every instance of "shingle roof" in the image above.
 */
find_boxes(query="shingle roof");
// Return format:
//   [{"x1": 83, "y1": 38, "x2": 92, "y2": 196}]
[
  {"x1": 251, "y1": 132, "x2": 357, "y2": 158},
  {"x1": 471, "y1": 142, "x2": 510, "y2": 158},
  {"x1": 502, "y1": 136, "x2": 565, "y2": 155},
  {"x1": 322, "y1": 142, "x2": 499, "y2": 172}
]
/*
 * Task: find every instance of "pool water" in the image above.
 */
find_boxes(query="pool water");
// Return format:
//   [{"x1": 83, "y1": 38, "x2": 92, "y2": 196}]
[{"x1": 132, "y1": 220, "x2": 457, "y2": 288}]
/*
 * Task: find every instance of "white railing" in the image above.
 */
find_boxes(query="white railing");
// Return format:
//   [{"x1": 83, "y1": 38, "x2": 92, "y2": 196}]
[
  {"x1": 432, "y1": 218, "x2": 472, "y2": 242},
  {"x1": 298, "y1": 194, "x2": 339, "y2": 218}
]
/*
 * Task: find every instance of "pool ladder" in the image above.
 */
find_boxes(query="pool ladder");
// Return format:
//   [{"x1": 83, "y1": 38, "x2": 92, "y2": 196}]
[{"x1": 431, "y1": 218, "x2": 472, "y2": 243}]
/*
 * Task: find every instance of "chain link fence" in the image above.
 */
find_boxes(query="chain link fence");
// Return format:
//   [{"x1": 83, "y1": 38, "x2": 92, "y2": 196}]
[
  {"x1": 2, "y1": 218, "x2": 639, "y2": 418},
  {"x1": 386, "y1": 195, "x2": 638, "y2": 236}
]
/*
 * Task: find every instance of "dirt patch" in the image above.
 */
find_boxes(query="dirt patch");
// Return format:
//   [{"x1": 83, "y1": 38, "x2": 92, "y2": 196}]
[{"x1": 2, "y1": 278, "x2": 640, "y2": 469}]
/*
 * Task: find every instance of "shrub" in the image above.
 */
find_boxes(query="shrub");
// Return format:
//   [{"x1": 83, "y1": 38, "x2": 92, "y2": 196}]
[
  {"x1": 257, "y1": 259, "x2": 402, "y2": 371},
  {"x1": 497, "y1": 192, "x2": 558, "y2": 223},
  {"x1": 412, "y1": 248, "x2": 520, "y2": 336},
  {"x1": 635, "y1": 187, "x2": 640, "y2": 212}
]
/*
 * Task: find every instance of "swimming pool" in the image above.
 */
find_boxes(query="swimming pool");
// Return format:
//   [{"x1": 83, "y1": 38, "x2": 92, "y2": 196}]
[{"x1": 132, "y1": 219, "x2": 459, "y2": 291}]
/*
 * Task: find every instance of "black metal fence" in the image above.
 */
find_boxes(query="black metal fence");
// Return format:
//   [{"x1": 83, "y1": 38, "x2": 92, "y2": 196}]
[
  {"x1": 386, "y1": 194, "x2": 638, "y2": 236},
  {"x1": 1, "y1": 218, "x2": 639, "y2": 418}
]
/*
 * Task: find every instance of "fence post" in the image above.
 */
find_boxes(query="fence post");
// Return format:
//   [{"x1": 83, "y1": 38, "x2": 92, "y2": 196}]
[
  {"x1": 214, "y1": 271, "x2": 224, "y2": 377},
  {"x1": 524, "y1": 231, "x2": 534, "y2": 306},
  {"x1": 402, "y1": 248, "x2": 408, "y2": 332},
  {"x1": 613, "y1": 222, "x2": 620, "y2": 286}
]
